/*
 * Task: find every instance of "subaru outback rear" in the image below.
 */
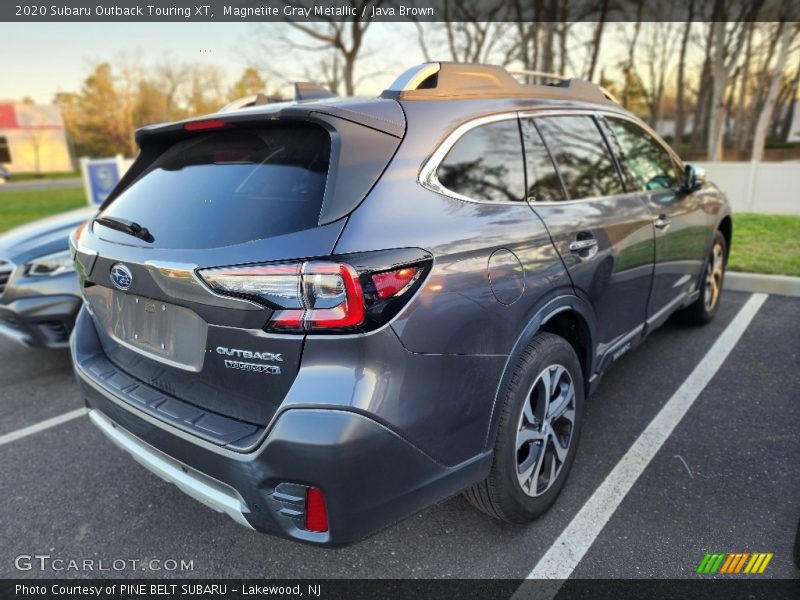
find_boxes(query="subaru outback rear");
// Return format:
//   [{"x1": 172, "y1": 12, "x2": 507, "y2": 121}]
[{"x1": 71, "y1": 63, "x2": 731, "y2": 545}]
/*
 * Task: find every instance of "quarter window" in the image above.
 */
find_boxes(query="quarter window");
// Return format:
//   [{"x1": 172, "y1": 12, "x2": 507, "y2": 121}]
[
  {"x1": 534, "y1": 115, "x2": 624, "y2": 199},
  {"x1": 436, "y1": 119, "x2": 525, "y2": 203},
  {"x1": 606, "y1": 118, "x2": 680, "y2": 192}
]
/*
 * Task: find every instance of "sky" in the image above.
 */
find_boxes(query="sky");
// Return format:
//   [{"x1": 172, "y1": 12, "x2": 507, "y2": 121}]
[{"x1": 0, "y1": 22, "x2": 428, "y2": 103}]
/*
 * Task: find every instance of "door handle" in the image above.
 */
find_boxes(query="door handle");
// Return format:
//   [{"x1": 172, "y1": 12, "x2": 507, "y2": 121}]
[
  {"x1": 568, "y1": 238, "x2": 598, "y2": 253},
  {"x1": 654, "y1": 215, "x2": 672, "y2": 230}
]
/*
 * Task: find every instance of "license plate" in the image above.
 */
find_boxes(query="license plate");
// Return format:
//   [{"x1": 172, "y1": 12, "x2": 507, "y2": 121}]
[{"x1": 85, "y1": 286, "x2": 208, "y2": 372}]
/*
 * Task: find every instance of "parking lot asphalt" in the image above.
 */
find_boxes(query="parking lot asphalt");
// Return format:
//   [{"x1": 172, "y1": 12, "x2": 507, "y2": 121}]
[{"x1": 0, "y1": 291, "x2": 797, "y2": 580}]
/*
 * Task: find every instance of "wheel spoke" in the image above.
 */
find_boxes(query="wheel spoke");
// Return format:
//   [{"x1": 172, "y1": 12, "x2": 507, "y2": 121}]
[
  {"x1": 515, "y1": 362, "x2": 577, "y2": 497},
  {"x1": 548, "y1": 449, "x2": 557, "y2": 482},
  {"x1": 521, "y1": 396, "x2": 535, "y2": 426},
  {"x1": 550, "y1": 430, "x2": 568, "y2": 462},
  {"x1": 516, "y1": 427, "x2": 545, "y2": 448},
  {"x1": 550, "y1": 384, "x2": 574, "y2": 420},
  {"x1": 529, "y1": 445, "x2": 547, "y2": 493},
  {"x1": 713, "y1": 245, "x2": 723, "y2": 273},
  {"x1": 557, "y1": 407, "x2": 575, "y2": 427}
]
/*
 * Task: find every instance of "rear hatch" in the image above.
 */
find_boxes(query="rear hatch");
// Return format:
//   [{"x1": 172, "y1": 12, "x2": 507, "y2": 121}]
[{"x1": 74, "y1": 104, "x2": 404, "y2": 428}]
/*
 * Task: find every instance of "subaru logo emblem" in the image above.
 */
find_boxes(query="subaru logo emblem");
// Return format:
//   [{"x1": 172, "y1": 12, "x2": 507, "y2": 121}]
[{"x1": 110, "y1": 263, "x2": 133, "y2": 290}]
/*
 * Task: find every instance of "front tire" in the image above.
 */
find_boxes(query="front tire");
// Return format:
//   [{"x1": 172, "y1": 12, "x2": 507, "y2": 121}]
[
  {"x1": 464, "y1": 332, "x2": 584, "y2": 523},
  {"x1": 678, "y1": 230, "x2": 727, "y2": 326}
]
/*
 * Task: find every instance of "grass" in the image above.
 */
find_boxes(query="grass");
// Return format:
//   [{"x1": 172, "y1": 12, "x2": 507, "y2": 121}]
[
  {"x1": 0, "y1": 187, "x2": 86, "y2": 233},
  {"x1": 0, "y1": 187, "x2": 797, "y2": 277},
  {"x1": 728, "y1": 213, "x2": 800, "y2": 277},
  {"x1": 6, "y1": 171, "x2": 80, "y2": 182}
]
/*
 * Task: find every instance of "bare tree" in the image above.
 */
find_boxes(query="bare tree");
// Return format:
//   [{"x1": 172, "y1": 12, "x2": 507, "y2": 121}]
[
  {"x1": 751, "y1": 18, "x2": 798, "y2": 161},
  {"x1": 674, "y1": 0, "x2": 695, "y2": 149},
  {"x1": 440, "y1": 0, "x2": 513, "y2": 64},
  {"x1": 637, "y1": 22, "x2": 679, "y2": 128},
  {"x1": 777, "y1": 57, "x2": 800, "y2": 140},
  {"x1": 267, "y1": 0, "x2": 381, "y2": 95},
  {"x1": 619, "y1": 0, "x2": 644, "y2": 109},
  {"x1": 155, "y1": 59, "x2": 191, "y2": 120},
  {"x1": 733, "y1": 22, "x2": 756, "y2": 153},
  {"x1": 585, "y1": 0, "x2": 609, "y2": 81},
  {"x1": 706, "y1": 1, "x2": 757, "y2": 160}
]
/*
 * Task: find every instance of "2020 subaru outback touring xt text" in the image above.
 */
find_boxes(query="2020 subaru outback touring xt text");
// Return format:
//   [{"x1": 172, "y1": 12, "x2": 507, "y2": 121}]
[{"x1": 70, "y1": 63, "x2": 731, "y2": 545}]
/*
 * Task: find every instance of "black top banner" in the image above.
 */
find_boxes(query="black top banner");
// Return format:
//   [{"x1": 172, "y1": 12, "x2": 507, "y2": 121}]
[{"x1": 1, "y1": 0, "x2": 797, "y2": 23}]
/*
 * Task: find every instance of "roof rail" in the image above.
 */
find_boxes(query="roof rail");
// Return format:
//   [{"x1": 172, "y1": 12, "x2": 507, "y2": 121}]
[
  {"x1": 508, "y1": 69, "x2": 620, "y2": 104},
  {"x1": 381, "y1": 62, "x2": 617, "y2": 105},
  {"x1": 294, "y1": 82, "x2": 336, "y2": 101},
  {"x1": 219, "y1": 82, "x2": 337, "y2": 113}
]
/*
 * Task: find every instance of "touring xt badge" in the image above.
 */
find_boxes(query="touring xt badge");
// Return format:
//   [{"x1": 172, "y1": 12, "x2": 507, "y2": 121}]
[{"x1": 216, "y1": 346, "x2": 283, "y2": 375}]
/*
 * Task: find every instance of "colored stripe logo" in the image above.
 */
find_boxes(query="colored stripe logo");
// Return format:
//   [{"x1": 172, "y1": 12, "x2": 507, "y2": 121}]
[{"x1": 696, "y1": 552, "x2": 773, "y2": 574}]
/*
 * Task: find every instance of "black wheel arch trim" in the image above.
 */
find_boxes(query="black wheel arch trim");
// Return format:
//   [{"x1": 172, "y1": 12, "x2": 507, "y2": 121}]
[{"x1": 483, "y1": 288, "x2": 597, "y2": 453}]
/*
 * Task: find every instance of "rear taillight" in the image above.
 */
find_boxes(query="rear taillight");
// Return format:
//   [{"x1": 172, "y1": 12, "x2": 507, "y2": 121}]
[
  {"x1": 371, "y1": 267, "x2": 420, "y2": 299},
  {"x1": 198, "y1": 255, "x2": 429, "y2": 333}
]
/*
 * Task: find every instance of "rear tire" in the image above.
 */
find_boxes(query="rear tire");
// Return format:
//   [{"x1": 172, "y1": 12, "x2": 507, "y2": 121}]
[
  {"x1": 464, "y1": 332, "x2": 584, "y2": 523},
  {"x1": 678, "y1": 230, "x2": 727, "y2": 326}
]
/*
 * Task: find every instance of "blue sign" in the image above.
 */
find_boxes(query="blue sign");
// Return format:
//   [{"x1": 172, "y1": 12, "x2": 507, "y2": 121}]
[{"x1": 81, "y1": 158, "x2": 123, "y2": 206}]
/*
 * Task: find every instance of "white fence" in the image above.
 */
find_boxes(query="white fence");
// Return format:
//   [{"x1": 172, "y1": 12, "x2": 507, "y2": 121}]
[{"x1": 700, "y1": 161, "x2": 800, "y2": 215}]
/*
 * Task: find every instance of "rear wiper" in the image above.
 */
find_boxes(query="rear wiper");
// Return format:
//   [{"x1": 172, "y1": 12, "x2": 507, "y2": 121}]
[{"x1": 94, "y1": 216, "x2": 155, "y2": 243}]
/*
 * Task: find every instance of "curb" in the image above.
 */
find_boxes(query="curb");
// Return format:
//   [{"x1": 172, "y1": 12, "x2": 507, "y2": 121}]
[{"x1": 724, "y1": 272, "x2": 800, "y2": 297}]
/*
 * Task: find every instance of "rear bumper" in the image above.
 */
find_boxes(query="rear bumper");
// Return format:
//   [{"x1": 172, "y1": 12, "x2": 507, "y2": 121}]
[
  {"x1": 72, "y1": 300, "x2": 492, "y2": 545},
  {"x1": 88, "y1": 408, "x2": 254, "y2": 530},
  {"x1": 0, "y1": 294, "x2": 80, "y2": 349},
  {"x1": 78, "y1": 367, "x2": 491, "y2": 545}
]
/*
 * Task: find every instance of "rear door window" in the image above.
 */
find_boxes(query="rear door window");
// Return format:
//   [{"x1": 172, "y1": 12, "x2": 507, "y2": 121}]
[
  {"x1": 520, "y1": 119, "x2": 566, "y2": 202},
  {"x1": 436, "y1": 119, "x2": 525, "y2": 203},
  {"x1": 97, "y1": 124, "x2": 331, "y2": 249},
  {"x1": 534, "y1": 115, "x2": 624, "y2": 199}
]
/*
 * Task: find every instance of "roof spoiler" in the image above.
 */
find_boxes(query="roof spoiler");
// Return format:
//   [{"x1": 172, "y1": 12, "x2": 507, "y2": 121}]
[{"x1": 381, "y1": 62, "x2": 617, "y2": 104}]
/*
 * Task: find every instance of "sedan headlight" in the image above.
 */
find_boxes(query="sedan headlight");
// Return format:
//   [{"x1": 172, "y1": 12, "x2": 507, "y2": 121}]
[{"x1": 27, "y1": 249, "x2": 75, "y2": 277}]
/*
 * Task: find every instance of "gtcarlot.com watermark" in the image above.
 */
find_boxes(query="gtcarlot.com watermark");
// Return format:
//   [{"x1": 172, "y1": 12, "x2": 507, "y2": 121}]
[{"x1": 14, "y1": 553, "x2": 195, "y2": 572}]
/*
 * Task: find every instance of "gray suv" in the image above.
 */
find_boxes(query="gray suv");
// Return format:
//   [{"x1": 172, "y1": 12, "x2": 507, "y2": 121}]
[{"x1": 70, "y1": 63, "x2": 731, "y2": 545}]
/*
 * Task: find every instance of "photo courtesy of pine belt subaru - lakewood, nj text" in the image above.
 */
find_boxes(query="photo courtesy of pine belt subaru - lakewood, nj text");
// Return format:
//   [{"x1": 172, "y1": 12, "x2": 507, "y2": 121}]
[{"x1": 68, "y1": 62, "x2": 732, "y2": 546}]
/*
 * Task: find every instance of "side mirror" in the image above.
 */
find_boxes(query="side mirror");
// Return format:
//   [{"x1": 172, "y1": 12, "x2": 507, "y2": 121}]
[{"x1": 683, "y1": 163, "x2": 706, "y2": 192}]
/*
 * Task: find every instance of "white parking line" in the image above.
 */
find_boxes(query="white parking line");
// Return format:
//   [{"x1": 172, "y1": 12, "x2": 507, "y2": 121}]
[
  {"x1": 0, "y1": 407, "x2": 87, "y2": 447},
  {"x1": 519, "y1": 292, "x2": 768, "y2": 588}
]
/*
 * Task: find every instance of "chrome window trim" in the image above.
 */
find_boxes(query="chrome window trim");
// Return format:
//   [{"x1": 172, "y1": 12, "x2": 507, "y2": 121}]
[
  {"x1": 418, "y1": 112, "x2": 524, "y2": 207},
  {"x1": 419, "y1": 106, "x2": 684, "y2": 207}
]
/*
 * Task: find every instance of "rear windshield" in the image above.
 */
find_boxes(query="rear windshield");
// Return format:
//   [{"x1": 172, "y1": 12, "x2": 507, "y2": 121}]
[{"x1": 97, "y1": 124, "x2": 331, "y2": 249}]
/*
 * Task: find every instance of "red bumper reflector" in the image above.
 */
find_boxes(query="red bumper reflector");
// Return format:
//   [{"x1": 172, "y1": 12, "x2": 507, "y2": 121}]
[{"x1": 305, "y1": 486, "x2": 329, "y2": 533}]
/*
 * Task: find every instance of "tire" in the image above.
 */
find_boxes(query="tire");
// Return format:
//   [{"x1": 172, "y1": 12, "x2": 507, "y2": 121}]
[
  {"x1": 678, "y1": 230, "x2": 727, "y2": 326},
  {"x1": 464, "y1": 332, "x2": 584, "y2": 523}
]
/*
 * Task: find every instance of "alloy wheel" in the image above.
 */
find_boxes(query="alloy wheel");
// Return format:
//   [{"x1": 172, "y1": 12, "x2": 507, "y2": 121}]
[
  {"x1": 515, "y1": 364, "x2": 576, "y2": 497},
  {"x1": 704, "y1": 242, "x2": 724, "y2": 311}
]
